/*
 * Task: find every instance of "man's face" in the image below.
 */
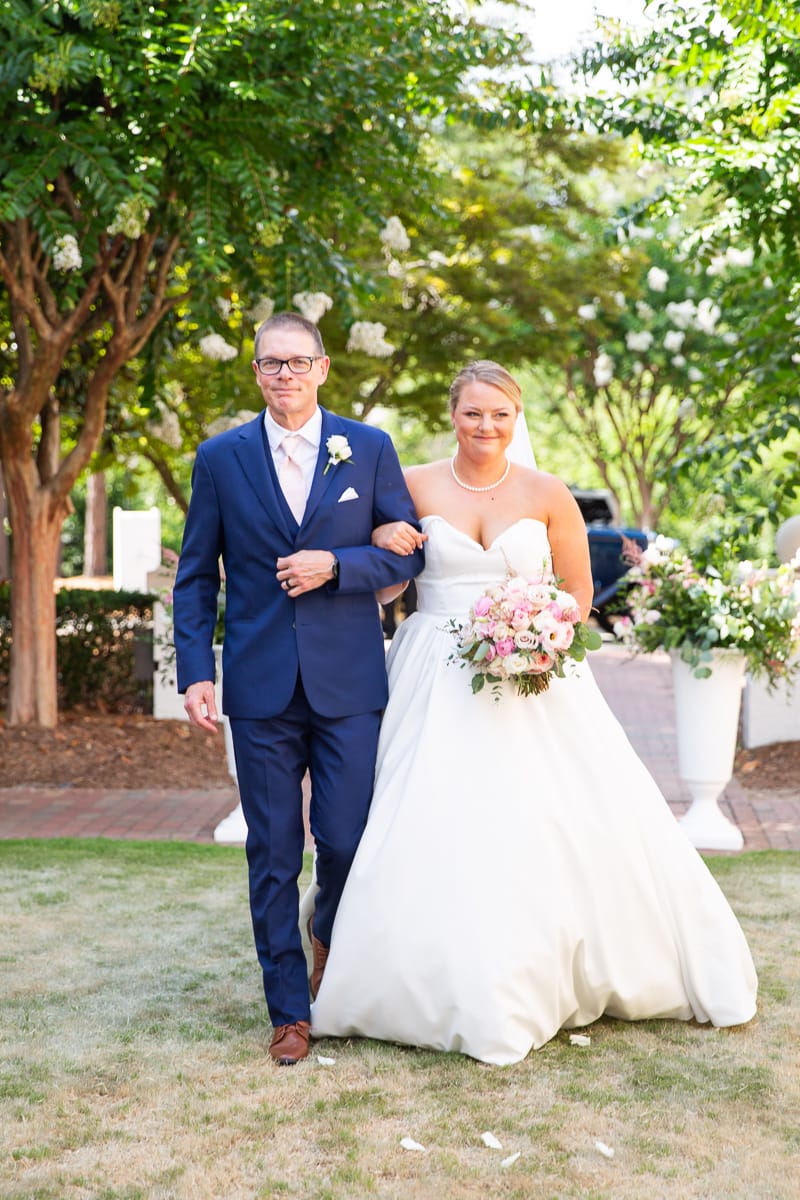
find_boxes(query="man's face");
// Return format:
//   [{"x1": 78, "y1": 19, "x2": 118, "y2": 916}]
[{"x1": 252, "y1": 327, "x2": 330, "y2": 429}]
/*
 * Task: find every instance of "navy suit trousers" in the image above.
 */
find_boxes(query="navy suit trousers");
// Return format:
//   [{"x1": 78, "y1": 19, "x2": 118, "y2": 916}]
[{"x1": 230, "y1": 677, "x2": 381, "y2": 1027}]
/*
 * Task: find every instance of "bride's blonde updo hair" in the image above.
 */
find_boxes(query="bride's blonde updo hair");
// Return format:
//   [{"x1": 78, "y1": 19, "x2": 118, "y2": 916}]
[{"x1": 449, "y1": 360, "x2": 522, "y2": 415}]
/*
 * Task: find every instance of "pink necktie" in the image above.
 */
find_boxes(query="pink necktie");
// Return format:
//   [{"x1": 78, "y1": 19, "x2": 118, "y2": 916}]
[{"x1": 279, "y1": 434, "x2": 306, "y2": 524}]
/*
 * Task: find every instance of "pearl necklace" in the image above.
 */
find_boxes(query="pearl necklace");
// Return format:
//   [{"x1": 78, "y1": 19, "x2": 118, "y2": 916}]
[{"x1": 450, "y1": 455, "x2": 511, "y2": 493}]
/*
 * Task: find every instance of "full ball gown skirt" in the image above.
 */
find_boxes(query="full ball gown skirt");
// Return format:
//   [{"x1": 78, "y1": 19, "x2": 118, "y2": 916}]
[{"x1": 310, "y1": 517, "x2": 758, "y2": 1065}]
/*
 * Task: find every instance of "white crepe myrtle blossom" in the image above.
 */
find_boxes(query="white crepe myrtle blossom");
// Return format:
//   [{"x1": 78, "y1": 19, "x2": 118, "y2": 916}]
[
  {"x1": 107, "y1": 196, "x2": 150, "y2": 239},
  {"x1": 593, "y1": 352, "x2": 614, "y2": 387},
  {"x1": 207, "y1": 411, "x2": 260, "y2": 437},
  {"x1": 247, "y1": 296, "x2": 275, "y2": 324},
  {"x1": 292, "y1": 291, "x2": 333, "y2": 324},
  {"x1": 665, "y1": 299, "x2": 696, "y2": 329},
  {"x1": 626, "y1": 330, "x2": 654, "y2": 353},
  {"x1": 687, "y1": 366, "x2": 704, "y2": 382},
  {"x1": 672, "y1": 354, "x2": 687, "y2": 368},
  {"x1": 635, "y1": 300, "x2": 654, "y2": 321},
  {"x1": 379, "y1": 216, "x2": 410, "y2": 253},
  {"x1": 632, "y1": 361, "x2": 645, "y2": 376},
  {"x1": 346, "y1": 320, "x2": 395, "y2": 357},
  {"x1": 647, "y1": 267, "x2": 669, "y2": 292},
  {"x1": 664, "y1": 329, "x2": 685, "y2": 353},
  {"x1": 199, "y1": 333, "x2": 238, "y2": 362},
  {"x1": 706, "y1": 254, "x2": 728, "y2": 276},
  {"x1": 53, "y1": 233, "x2": 82, "y2": 272},
  {"x1": 147, "y1": 402, "x2": 182, "y2": 450},
  {"x1": 577, "y1": 304, "x2": 597, "y2": 320},
  {"x1": 726, "y1": 246, "x2": 754, "y2": 268},
  {"x1": 695, "y1": 298, "x2": 721, "y2": 334},
  {"x1": 677, "y1": 398, "x2": 696, "y2": 420}
]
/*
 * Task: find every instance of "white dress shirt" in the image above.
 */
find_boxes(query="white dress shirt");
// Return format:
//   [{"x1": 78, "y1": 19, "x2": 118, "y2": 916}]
[{"x1": 265, "y1": 407, "x2": 322, "y2": 505}]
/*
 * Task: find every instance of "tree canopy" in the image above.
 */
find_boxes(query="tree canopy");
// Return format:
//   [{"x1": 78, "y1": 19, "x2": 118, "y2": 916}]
[{"x1": 0, "y1": 0, "x2": 531, "y2": 724}]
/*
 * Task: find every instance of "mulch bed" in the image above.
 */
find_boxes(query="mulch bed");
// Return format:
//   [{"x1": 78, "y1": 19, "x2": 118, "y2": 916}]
[
  {"x1": 0, "y1": 713, "x2": 233, "y2": 790},
  {"x1": 0, "y1": 711, "x2": 797, "y2": 794}
]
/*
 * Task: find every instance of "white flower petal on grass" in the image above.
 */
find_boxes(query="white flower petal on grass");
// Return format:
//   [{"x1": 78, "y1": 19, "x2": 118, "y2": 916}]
[
  {"x1": 400, "y1": 1137, "x2": 426, "y2": 1152},
  {"x1": 569, "y1": 1033, "x2": 591, "y2": 1047},
  {"x1": 501, "y1": 1152, "x2": 521, "y2": 1168},
  {"x1": 316, "y1": 1055, "x2": 336, "y2": 1066},
  {"x1": 595, "y1": 1140, "x2": 615, "y2": 1159},
  {"x1": 481, "y1": 1131, "x2": 503, "y2": 1149}
]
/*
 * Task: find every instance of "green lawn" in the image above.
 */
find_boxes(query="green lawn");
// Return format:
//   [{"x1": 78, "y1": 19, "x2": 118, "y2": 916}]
[{"x1": 1, "y1": 840, "x2": 797, "y2": 1199}]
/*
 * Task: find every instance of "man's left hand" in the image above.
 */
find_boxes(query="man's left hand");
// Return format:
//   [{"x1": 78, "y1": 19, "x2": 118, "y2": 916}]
[{"x1": 277, "y1": 550, "x2": 337, "y2": 597}]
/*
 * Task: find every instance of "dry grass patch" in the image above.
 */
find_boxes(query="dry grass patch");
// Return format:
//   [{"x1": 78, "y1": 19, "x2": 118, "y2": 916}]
[{"x1": 1, "y1": 841, "x2": 798, "y2": 1200}]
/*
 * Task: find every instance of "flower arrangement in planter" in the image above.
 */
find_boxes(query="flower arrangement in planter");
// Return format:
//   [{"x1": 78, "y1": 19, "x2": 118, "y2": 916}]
[{"x1": 613, "y1": 536, "x2": 800, "y2": 687}]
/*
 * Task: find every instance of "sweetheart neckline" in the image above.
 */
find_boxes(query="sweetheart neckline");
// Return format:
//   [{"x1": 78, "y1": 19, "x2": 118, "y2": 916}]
[{"x1": 420, "y1": 514, "x2": 547, "y2": 553}]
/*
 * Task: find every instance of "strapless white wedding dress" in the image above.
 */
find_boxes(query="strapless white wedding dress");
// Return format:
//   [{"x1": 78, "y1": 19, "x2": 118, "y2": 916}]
[{"x1": 310, "y1": 516, "x2": 757, "y2": 1065}]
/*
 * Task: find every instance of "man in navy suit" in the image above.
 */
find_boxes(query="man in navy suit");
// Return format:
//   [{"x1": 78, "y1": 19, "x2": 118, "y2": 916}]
[{"x1": 173, "y1": 311, "x2": 424, "y2": 1064}]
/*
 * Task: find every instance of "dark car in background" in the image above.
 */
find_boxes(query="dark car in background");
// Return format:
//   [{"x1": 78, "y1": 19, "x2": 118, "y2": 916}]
[{"x1": 570, "y1": 489, "x2": 649, "y2": 631}]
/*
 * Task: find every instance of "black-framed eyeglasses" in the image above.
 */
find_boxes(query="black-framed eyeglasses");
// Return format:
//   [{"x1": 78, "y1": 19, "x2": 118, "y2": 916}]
[{"x1": 254, "y1": 355, "x2": 324, "y2": 375}]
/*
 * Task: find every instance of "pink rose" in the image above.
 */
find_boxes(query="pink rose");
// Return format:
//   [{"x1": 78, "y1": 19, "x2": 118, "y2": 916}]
[
  {"x1": 473, "y1": 596, "x2": 493, "y2": 617},
  {"x1": 530, "y1": 650, "x2": 555, "y2": 672},
  {"x1": 494, "y1": 637, "x2": 516, "y2": 657}
]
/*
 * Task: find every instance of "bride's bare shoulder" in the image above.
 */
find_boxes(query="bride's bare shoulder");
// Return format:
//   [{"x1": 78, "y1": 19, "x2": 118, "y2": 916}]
[{"x1": 405, "y1": 459, "x2": 449, "y2": 509}]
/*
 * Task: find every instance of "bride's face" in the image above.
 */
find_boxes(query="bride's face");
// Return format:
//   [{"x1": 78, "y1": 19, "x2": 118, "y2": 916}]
[{"x1": 452, "y1": 382, "x2": 517, "y2": 460}]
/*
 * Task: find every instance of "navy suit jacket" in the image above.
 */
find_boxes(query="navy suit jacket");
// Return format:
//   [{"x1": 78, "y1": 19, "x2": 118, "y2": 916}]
[{"x1": 173, "y1": 407, "x2": 424, "y2": 719}]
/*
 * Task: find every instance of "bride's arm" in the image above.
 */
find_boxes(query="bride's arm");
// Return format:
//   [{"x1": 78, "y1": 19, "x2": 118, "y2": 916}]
[{"x1": 544, "y1": 481, "x2": 594, "y2": 621}]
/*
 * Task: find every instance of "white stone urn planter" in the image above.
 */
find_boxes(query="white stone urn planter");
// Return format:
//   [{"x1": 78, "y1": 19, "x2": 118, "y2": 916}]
[
  {"x1": 212, "y1": 645, "x2": 248, "y2": 845},
  {"x1": 670, "y1": 648, "x2": 747, "y2": 852}
]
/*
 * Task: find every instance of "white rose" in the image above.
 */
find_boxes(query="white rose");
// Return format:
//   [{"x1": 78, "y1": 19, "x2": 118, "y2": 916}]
[{"x1": 326, "y1": 434, "x2": 352, "y2": 462}]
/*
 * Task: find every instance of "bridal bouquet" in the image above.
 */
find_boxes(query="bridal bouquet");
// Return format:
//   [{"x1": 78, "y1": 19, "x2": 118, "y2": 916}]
[{"x1": 449, "y1": 569, "x2": 602, "y2": 697}]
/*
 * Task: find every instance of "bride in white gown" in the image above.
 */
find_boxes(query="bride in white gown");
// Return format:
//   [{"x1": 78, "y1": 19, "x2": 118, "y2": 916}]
[{"x1": 310, "y1": 361, "x2": 757, "y2": 1066}]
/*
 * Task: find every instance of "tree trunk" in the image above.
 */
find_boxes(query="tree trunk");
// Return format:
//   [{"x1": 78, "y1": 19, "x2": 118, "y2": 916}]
[
  {"x1": 2, "y1": 458, "x2": 67, "y2": 727},
  {"x1": 84, "y1": 470, "x2": 108, "y2": 576},
  {"x1": 0, "y1": 467, "x2": 9, "y2": 581}
]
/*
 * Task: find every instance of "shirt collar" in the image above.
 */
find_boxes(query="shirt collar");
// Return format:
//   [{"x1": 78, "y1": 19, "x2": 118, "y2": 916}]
[{"x1": 264, "y1": 405, "x2": 322, "y2": 452}]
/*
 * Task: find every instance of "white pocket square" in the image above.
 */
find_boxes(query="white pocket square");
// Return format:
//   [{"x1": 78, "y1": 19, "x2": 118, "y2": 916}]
[{"x1": 338, "y1": 487, "x2": 359, "y2": 503}]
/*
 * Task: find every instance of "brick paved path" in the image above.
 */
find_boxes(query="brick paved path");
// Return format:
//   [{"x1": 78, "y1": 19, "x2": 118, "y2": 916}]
[{"x1": 0, "y1": 644, "x2": 797, "y2": 850}]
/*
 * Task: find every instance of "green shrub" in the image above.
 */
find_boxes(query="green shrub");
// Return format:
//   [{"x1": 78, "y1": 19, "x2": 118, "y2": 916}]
[{"x1": 0, "y1": 585, "x2": 154, "y2": 713}]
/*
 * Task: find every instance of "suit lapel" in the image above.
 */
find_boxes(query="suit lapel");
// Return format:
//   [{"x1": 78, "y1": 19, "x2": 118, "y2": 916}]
[
  {"x1": 233, "y1": 415, "x2": 296, "y2": 541},
  {"x1": 300, "y1": 408, "x2": 348, "y2": 530}
]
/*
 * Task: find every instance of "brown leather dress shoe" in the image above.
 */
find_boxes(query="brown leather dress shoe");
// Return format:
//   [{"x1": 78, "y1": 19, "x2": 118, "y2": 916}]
[
  {"x1": 269, "y1": 1021, "x2": 310, "y2": 1066},
  {"x1": 308, "y1": 918, "x2": 329, "y2": 1001}
]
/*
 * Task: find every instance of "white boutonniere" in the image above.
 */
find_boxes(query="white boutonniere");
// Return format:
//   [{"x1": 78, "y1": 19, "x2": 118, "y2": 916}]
[{"x1": 324, "y1": 434, "x2": 354, "y2": 474}]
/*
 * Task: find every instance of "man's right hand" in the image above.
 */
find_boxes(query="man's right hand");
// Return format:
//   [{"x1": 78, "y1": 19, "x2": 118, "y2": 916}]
[
  {"x1": 371, "y1": 521, "x2": 427, "y2": 555},
  {"x1": 184, "y1": 680, "x2": 219, "y2": 733}
]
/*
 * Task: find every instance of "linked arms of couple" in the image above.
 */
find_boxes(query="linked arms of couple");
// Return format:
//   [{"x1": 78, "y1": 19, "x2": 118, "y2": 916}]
[{"x1": 184, "y1": 526, "x2": 425, "y2": 733}]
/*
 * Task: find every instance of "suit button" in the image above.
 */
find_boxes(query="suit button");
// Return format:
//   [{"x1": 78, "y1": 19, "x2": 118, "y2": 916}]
[{"x1": 292, "y1": 621, "x2": 296, "y2": 630}]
